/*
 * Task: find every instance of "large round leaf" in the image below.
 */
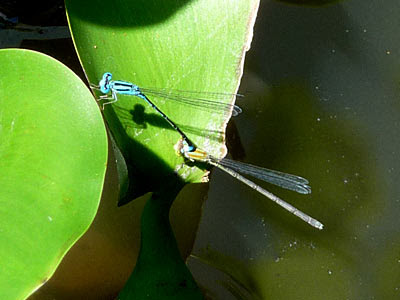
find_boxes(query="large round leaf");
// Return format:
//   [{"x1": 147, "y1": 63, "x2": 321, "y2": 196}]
[{"x1": 0, "y1": 49, "x2": 107, "y2": 299}]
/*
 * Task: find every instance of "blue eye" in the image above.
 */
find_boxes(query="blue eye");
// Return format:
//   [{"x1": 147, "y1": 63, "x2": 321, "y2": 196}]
[
  {"x1": 99, "y1": 72, "x2": 112, "y2": 93},
  {"x1": 104, "y1": 72, "x2": 112, "y2": 81}
]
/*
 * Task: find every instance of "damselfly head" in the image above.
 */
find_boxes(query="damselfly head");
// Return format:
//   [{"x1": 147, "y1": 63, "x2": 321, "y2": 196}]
[
  {"x1": 179, "y1": 140, "x2": 192, "y2": 156},
  {"x1": 100, "y1": 72, "x2": 112, "y2": 94},
  {"x1": 179, "y1": 141, "x2": 209, "y2": 162}
]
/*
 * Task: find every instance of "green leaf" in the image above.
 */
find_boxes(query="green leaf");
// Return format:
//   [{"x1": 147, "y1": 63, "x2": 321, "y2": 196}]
[
  {"x1": 65, "y1": 0, "x2": 259, "y2": 192},
  {"x1": 65, "y1": 1, "x2": 258, "y2": 298},
  {"x1": 0, "y1": 49, "x2": 107, "y2": 299}
]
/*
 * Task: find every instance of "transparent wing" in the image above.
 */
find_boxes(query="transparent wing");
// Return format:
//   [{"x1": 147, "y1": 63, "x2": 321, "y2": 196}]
[
  {"x1": 139, "y1": 87, "x2": 243, "y2": 116},
  {"x1": 214, "y1": 157, "x2": 311, "y2": 194}
]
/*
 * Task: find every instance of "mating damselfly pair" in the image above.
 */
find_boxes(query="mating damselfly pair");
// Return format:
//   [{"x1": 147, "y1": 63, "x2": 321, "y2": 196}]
[{"x1": 91, "y1": 72, "x2": 324, "y2": 229}]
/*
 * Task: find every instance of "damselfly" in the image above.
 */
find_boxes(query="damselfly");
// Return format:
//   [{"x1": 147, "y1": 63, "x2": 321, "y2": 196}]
[
  {"x1": 180, "y1": 141, "x2": 323, "y2": 230},
  {"x1": 91, "y1": 72, "x2": 242, "y2": 151}
]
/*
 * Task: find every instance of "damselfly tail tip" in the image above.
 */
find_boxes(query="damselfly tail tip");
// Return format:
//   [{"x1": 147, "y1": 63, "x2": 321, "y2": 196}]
[
  {"x1": 315, "y1": 221, "x2": 324, "y2": 230},
  {"x1": 306, "y1": 215, "x2": 324, "y2": 230}
]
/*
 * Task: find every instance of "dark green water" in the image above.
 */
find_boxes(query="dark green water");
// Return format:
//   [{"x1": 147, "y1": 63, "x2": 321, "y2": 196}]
[{"x1": 190, "y1": 0, "x2": 400, "y2": 299}]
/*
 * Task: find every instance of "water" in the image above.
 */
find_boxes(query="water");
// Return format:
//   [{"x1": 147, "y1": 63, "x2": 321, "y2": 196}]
[{"x1": 189, "y1": 0, "x2": 400, "y2": 299}]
